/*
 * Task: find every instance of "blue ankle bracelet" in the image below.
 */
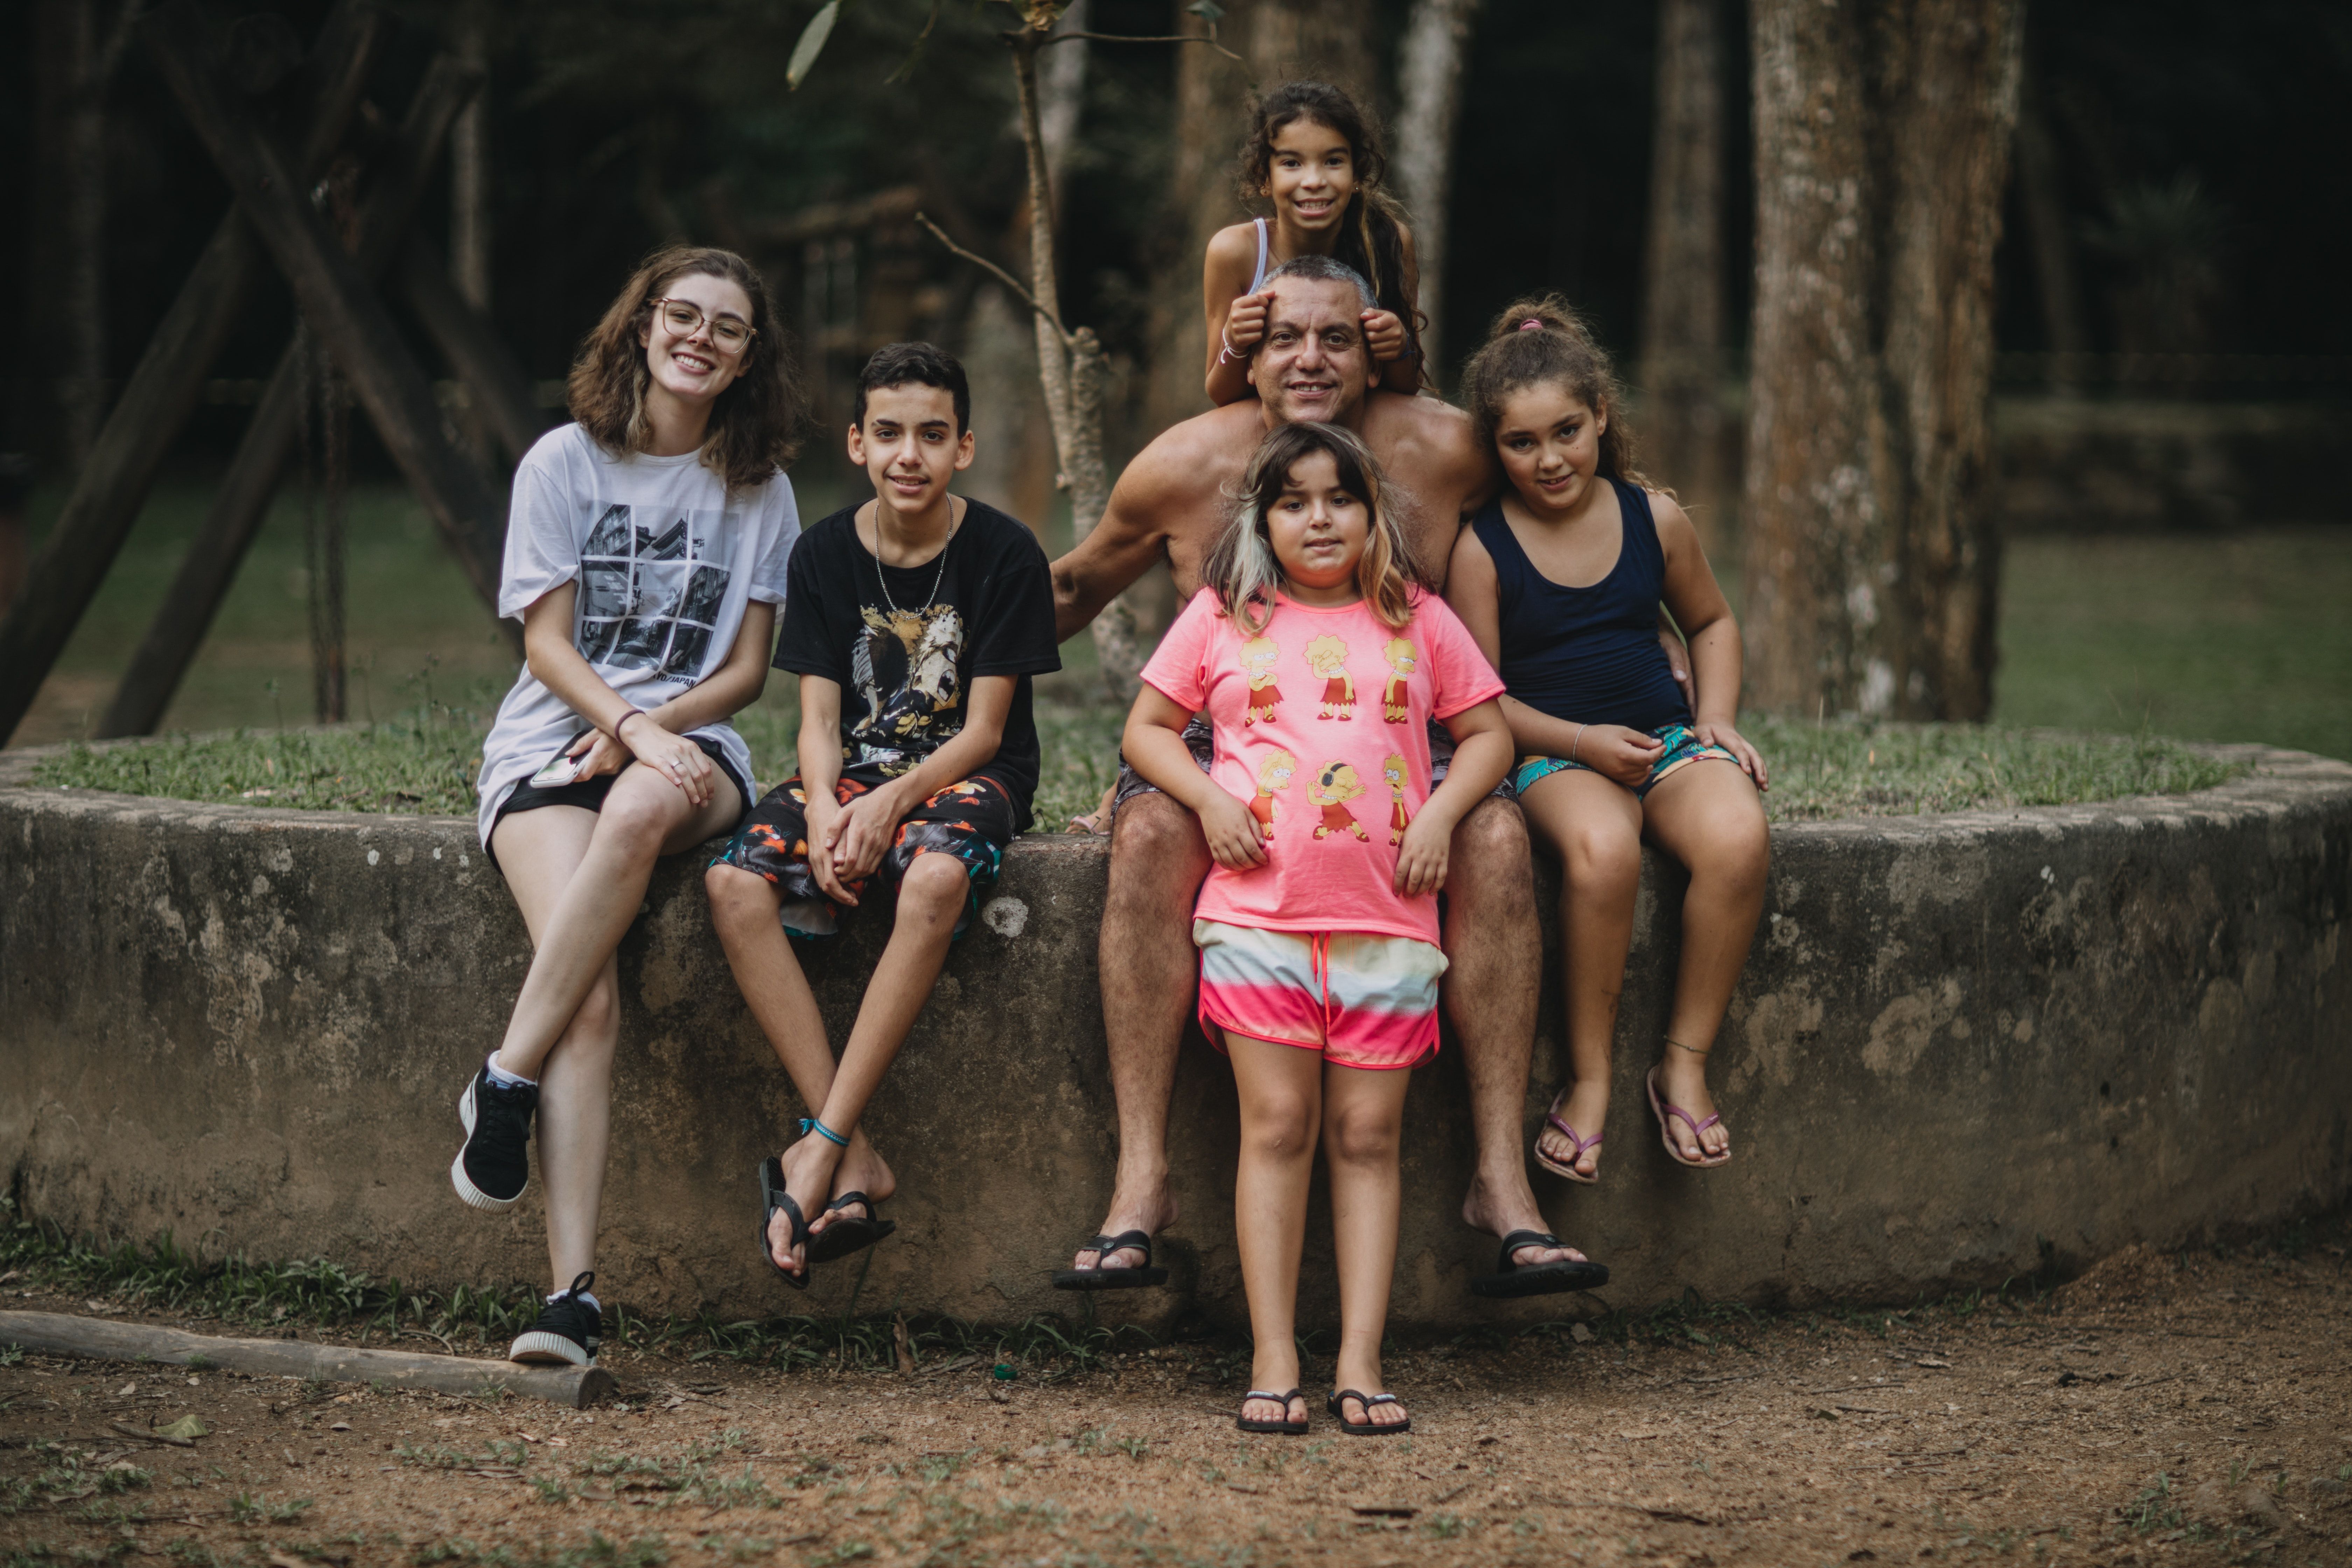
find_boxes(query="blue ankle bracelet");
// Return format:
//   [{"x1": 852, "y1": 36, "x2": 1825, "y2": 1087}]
[{"x1": 800, "y1": 1117, "x2": 849, "y2": 1148}]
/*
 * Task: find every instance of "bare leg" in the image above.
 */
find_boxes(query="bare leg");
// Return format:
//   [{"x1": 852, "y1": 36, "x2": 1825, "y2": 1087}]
[
  {"x1": 1638, "y1": 761, "x2": 1770, "y2": 1161},
  {"x1": 489, "y1": 806, "x2": 622, "y2": 1293},
  {"x1": 1227, "y1": 1031, "x2": 1321, "y2": 1429},
  {"x1": 755, "y1": 851, "x2": 969, "y2": 1276},
  {"x1": 492, "y1": 766, "x2": 743, "y2": 1080},
  {"x1": 705, "y1": 863, "x2": 897, "y2": 1248},
  {"x1": 1445, "y1": 797, "x2": 1583, "y2": 1267},
  {"x1": 1323, "y1": 1060, "x2": 1413, "y2": 1429},
  {"x1": 1070, "y1": 792, "x2": 1211, "y2": 1273},
  {"x1": 1517, "y1": 771, "x2": 1645, "y2": 1180}
]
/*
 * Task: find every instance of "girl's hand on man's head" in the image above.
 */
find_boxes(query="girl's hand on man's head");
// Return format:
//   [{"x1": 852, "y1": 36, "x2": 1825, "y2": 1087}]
[
  {"x1": 1587, "y1": 724, "x2": 1667, "y2": 790},
  {"x1": 1393, "y1": 816, "x2": 1450, "y2": 896},
  {"x1": 1359, "y1": 309, "x2": 1406, "y2": 364},
  {"x1": 1199, "y1": 790, "x2": 1270, "y2": 872},
  {"x1": 1693, "y1": 721, "x2": 1769, "y2": 791},
  {"x1": 1224, "y1": 293, "x2": 1271, "y2": 352}
]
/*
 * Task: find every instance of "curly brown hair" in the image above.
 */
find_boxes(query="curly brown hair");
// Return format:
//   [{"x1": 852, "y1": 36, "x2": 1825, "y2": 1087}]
[
  {"x1": 1457, "y1": 293, "x2": 1656, "y2": 491},
  {"x1": 566, "y1": 246, "x2": 805, "y2": 491},
  {"x1": 1236, "y1": 82, "x2": 1423, "y2": 370}
]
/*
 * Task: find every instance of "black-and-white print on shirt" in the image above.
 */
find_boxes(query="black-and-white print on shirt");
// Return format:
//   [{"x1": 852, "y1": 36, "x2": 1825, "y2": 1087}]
[{"x1": 576, "y1": 502, "x2": 735, "y2": 680}]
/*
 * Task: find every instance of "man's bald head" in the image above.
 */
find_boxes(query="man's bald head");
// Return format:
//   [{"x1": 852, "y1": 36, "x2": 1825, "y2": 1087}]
[{"x1": 1248, "y1": 267, "x2": 1379, "y2": 430}]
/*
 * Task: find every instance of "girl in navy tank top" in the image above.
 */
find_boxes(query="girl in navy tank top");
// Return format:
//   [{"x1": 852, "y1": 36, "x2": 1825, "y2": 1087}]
[{"x1": 1447, "y1": 297, "x2": 1771, "y2": 1182}]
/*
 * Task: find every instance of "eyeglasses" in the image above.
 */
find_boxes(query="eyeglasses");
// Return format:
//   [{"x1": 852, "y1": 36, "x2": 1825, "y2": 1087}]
[{"x1": 649, "y1": 297, "x2": 756, "y2": 354}]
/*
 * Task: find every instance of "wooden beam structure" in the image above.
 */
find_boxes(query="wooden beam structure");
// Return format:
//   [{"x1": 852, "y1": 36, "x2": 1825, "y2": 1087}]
[
  {"x1": 97, "y1": 54, "x2": 486, "y2": 739},
  {"x1": 0, "y1": 1311, "x2": 614, "y2": 1409},
  {"x1": 397, "y1": 234, "x2": 554, "y2": 467},
  {"x1": 0, "y1": 1, "x2": 383, "y2": 745},
  {"x1": 143, "y1": 0, "x2": 509, "y2": 616}
]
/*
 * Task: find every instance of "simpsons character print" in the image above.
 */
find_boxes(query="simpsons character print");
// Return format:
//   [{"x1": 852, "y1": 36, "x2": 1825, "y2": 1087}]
[
  {"x1": 574, "y1": 502, "x2": 733, "y2": 680},
  {"x1": 848, "y1": 603, "x2": 965, "y2": 774}
]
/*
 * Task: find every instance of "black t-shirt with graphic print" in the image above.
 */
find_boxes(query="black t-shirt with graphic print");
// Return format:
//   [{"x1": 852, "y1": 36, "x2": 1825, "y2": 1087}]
[{"x1": 771, "y1": 498, "x2": 1061, "y2": 826}]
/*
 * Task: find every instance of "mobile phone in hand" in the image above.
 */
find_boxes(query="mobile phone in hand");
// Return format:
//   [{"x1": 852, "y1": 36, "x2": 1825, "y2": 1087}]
[{"x1": 528, "y1": 732, "x2": 593, "y2": 789}]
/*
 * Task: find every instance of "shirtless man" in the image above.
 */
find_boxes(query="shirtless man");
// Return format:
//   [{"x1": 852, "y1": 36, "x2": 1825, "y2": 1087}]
[{"x1": 1049, "y1": 256, "x2": 1603, "y2": 1295}]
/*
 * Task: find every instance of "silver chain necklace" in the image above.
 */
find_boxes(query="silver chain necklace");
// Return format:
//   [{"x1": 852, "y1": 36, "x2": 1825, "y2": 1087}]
[{"x1": 867, "y1": 502, "x2": 955, "y2": 616}]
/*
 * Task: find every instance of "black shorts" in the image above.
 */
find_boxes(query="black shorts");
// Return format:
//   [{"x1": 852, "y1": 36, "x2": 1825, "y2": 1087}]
[
  {"x1": 1110, "y1": 715, "x2": 1512, "y2": 820},
  {"x1": 711, "y1": 763, "x2": 1021, "y2": 939},
  {"x1": 487, "y1": 734, "x2": 749, "y2": 872}
]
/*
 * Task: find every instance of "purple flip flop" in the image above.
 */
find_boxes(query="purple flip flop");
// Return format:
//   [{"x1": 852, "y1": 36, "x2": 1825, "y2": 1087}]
[
  {"x1": 1646, "y1": 1065, "x2": 1731, "y2": 1168},
  {"x1": 1534, "y1": 1105, "x2": 1603, "y2": 1184}
]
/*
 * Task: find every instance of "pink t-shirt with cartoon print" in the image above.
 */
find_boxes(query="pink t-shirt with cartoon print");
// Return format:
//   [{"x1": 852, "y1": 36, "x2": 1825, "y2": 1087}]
[{"x1": 1139, "y1": 588, "x2": 1506, "y2": 944}]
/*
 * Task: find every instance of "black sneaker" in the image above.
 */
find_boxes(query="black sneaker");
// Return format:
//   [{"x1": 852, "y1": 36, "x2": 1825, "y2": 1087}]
[
  {"x1": 450, "y1": 1062, "x2": 536, "y2": 1211},
  {"x1": 510, "y1": 1272, "x2": 600, "y2": 1367}
]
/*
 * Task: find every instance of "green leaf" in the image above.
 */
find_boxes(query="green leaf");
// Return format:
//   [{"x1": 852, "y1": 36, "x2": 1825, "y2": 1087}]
[
  {"x1": 1186, "y1": 1, "x2": 1227, "y2": 19},
  {"x1": 786, "y1": 0, "x2": 844, "y2": 91},
  {"x1": 157, "y1": 1415, "x2": 210, "y2": 1440}
]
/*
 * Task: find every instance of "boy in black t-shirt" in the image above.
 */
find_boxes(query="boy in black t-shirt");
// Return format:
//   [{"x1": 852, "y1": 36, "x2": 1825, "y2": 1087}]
[{"x1": 707, "y1": 343, "x2": 1060, "y2": 1287}]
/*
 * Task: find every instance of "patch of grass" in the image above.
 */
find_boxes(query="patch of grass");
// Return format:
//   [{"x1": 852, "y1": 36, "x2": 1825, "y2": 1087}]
[{"x1": 36, "y1": 705, "x2": 2249, "y2": 826}]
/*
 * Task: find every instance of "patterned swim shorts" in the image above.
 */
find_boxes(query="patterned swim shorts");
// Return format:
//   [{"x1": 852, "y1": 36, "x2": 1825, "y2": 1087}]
[
  {"x1": 1193, "y1": 919, "x2": 1448, "y2": 1072},
  {"x1": 1510, "y1": 722, "x2": 1742, "y2": 800},
  {"x1": 712, "y1": 763, "x2": 1018, "y2": 938}
]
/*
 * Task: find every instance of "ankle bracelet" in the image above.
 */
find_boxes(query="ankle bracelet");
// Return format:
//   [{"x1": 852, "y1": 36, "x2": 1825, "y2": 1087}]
[
  {"x1": 1665, "y1": 1036, "x2": 1712, "y2": 1057},
  {"x1": 800, "y1": 1116, "x2": 849, "y2": 1147}
]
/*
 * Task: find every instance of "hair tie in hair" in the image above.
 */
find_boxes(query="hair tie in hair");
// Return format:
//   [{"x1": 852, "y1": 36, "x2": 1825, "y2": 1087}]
[{"x1": 1518, "y1": 318, "x2": 1544, "y2": 332}]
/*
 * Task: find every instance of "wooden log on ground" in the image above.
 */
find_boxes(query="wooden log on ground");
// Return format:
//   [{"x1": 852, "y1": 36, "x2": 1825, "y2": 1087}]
[
  {"x1": 398, "y1": 235, "x2": 553, "y2": 467},
  {"x1": 145, "y1": 0, "x2": 509, "y2": 613},
  {"x1": 0, "y1": 1311, "x2": 615, "y2": 1409},
  {"x1": 0, "y1": 1, "x2": 383, "y2": 746},
  {"x1": 98, "y1": 55, "x2": 486, "y2": 738}
]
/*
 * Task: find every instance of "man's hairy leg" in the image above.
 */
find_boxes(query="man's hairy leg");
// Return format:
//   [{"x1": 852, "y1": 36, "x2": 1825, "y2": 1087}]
[
  {"x1": 1445, "y1": 796, "x2": 1587, "y2": 1268},
  {"x1": 1071, "y1": 791, "x2": 1211, "y2": 1272}
]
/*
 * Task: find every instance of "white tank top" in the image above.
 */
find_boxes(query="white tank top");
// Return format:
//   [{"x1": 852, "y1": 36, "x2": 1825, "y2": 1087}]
[{"x1": 1248, "y1": 216, "x2": 1271, "y2": 293}]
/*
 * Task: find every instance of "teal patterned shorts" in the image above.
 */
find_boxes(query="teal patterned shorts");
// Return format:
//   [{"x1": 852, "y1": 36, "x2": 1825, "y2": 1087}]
[{"x1": 1511, "y1": 722, "x2": 1742, "y2": 800}]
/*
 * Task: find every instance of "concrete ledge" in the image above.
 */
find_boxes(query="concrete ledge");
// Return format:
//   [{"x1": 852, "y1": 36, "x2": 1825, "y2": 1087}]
[{"x1": 2, "y1": 744, "x2": 2347, "y2": 1328}]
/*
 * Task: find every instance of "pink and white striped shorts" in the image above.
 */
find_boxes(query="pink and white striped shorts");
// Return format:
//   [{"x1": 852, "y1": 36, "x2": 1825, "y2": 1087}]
[{"x1": 1192, "y1": 919, "x2": 1448, "y2": 1072}]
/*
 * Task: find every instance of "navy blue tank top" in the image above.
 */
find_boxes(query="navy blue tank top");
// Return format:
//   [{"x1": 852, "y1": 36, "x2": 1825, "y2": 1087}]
[{"x1": 1471, "y1": 477, "x2": 1691, "y2": 733}]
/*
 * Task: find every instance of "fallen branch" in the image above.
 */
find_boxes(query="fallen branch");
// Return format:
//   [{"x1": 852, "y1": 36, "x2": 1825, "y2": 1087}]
[{"x1": 0, "y1": 1310, "x2": 612, "y2": 1409}]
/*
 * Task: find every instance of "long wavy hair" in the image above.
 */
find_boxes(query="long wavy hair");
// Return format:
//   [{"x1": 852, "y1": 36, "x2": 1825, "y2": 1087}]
[
  {"x1": 1237, "y1": 82, "x2": 1424, "y2": 376},
  {"x1": 566, "y1": 246, "x2": 805, "y2": 491},
  {"x1": 1202, "y1": 422, "x2": 1428, "y2": 638},
  {"x1": 1456, "y1": 293, "x2": 1655, "y2": 490}
]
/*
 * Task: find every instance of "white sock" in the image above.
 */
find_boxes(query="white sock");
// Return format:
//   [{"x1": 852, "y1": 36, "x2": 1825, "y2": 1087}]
[
  {"x1": 550, "y1": 1288, "x2": 601, "y2": 1315},
  {"x1": 484, "y1": 1053, "x2": 536, "y2": 1089}
]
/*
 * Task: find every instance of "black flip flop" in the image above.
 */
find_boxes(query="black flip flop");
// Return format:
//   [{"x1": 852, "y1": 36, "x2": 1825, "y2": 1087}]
[
  {"x1": 807, "y1": 1191, "x2": 896, "y2": 1264},
  {"x1": 1468, "y1": 1229, "x2": 1611, "y2": 1298},
  {"x1": 758, "y1": 1156, "x2": 810, "y2": 1291},
  {"x1": 1327, "y1": 1388, "x2": 1411, "y2": 1436},
  {"x1": 1236, "y1": 1388, "x2": 1308, "y2": 1435},
  {"x1": 1050, "y1": 1229, "x2": 1170, "y2": 1291}
]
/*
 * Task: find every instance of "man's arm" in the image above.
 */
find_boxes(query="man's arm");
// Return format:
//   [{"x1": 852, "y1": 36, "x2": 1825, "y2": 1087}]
[{"x1": 1049, "y1": 444, "x2": 1179, "y2": 643}]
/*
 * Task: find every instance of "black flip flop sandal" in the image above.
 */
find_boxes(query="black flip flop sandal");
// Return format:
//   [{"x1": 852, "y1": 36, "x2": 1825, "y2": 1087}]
[
  {"x1": 1327, "y1": 1388, "x2": 1411, "y2": 1436},
  {"x1": 1236, "y1": 1388, "x2": 1308, "y2": 1435},
  {"x1": 1469, "y1": 1229, "x2": 1611, "y2": 1298},
  {"x1": 758, "y1": 1157, "x2": 810, "y2": 1291},
  {"x1": 1050, "y1": 1229, "x2": 1170, "y2": 1291},
  {"x1": 807, "y1": 1191, "x2": 896, "y2": 1264}
]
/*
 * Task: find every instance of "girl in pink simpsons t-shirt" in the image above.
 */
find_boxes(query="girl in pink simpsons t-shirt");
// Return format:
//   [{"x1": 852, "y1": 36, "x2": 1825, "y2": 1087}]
[{"x1": 1122, "y1": 424, "x2": 1512, "y2": 1441}]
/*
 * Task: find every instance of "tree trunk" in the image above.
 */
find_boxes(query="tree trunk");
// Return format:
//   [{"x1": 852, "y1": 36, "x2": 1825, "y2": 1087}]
[
  {"x1": 1391, "y1": 0, "x2": 1480, "y2": 378},
  {"x1": 61, "y1": 0, "x2": 107, "y2": 469},
  {"x1": 1740, "y1": 0, "x2": 2018, "y2": 722},
  {"x1": 1037, "y1": 0, "x2": 1087, "y2": 218},
  {"x1": 1639, "y1": 0, "x2": 1730, "y2": 551},
  {"x1": 1741, "y1": 0, "x2": 1884, "y2": 719},
  {"x1": 1245, "y1": 0, "x2": 1377, "y2": 90},
  {"x1": 1871, "y1": 0, "x2": 2020, "y2": 721},
  {"x1": 1010, "y1": 23, "x2": 1138, "y2": 698},
  {"x1": 2012, "y1": 50, "x2": 2086, "y2": 391},
  {"x1": 449, "y1": 11, "x2": 494, "y2": 462}
]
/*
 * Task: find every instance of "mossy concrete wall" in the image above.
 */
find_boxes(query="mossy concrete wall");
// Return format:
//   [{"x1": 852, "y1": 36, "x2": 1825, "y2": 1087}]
[{"x1": 2, "y1": 745, "x2": 2346, "y2": 1330}]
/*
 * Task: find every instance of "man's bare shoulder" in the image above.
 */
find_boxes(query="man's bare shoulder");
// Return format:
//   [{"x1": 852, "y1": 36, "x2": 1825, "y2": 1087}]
[
  {"x1": 1361, "y1": 392, "x2": 1491, "y2": 507},
  {"x1": 1120, "y1": 402, "x2": 1260, "y2": 504}
]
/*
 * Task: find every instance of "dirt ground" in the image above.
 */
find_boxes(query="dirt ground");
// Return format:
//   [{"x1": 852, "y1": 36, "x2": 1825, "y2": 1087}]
[{"x1": 4, "y1": 1232, "x2": 2348, "y2": 1568}]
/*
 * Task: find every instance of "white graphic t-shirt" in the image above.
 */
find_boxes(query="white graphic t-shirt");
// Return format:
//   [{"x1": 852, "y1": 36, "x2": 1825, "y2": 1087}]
[{"x1": 475, "y1": 422, "x2": 800, "y2": 849}]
